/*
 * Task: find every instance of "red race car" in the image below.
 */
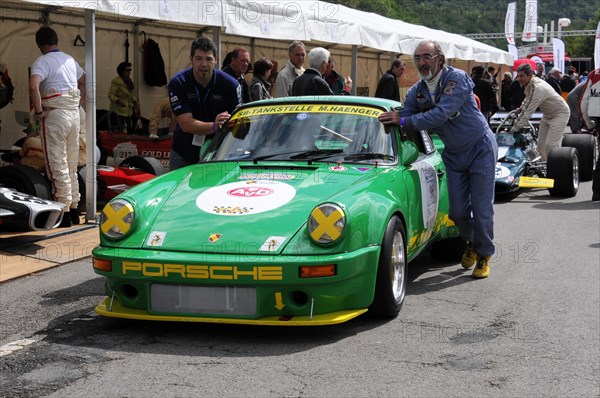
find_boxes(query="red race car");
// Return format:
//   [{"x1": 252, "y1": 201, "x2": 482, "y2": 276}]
[{"x1": 98, "y1": 131, "x2": 171, "y2": 169}]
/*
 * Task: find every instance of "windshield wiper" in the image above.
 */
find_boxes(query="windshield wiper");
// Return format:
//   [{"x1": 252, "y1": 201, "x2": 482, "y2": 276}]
[
  {"x1": 252, "y1": 150, "x2": 307, "y2": 161},
  {"x1": 289, "y1": 149, "x2": 344, "y2": 160},
  {"x1": 344, "y1": 153, "x2": 395, "y2": 162},
  {"x1": 251, "y1": 149, "x2": 344, "y2": 162}
]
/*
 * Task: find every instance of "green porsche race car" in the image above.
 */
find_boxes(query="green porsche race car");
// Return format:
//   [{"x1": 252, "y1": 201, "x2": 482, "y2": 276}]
[{"x1": 92, "y1": 96, "x2": 462, "y2": 326}]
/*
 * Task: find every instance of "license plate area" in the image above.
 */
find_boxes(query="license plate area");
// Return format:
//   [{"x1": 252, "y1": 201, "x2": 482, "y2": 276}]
[{"x1": 150, "y1": 284, "x2": 256, "y2": 315}]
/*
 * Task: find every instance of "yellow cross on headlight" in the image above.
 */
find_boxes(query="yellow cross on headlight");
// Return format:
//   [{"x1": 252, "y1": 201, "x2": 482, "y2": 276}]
[
  {"x1": 309, "y1": 205, "x2": 345, "y2": 243},
  {"x1": 101, "y1": 200, "x2": 134, "y2": 238}
]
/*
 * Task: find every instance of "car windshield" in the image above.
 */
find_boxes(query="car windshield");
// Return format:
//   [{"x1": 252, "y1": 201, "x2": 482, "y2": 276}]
[{"x1": 203, "y1": 103, "x2": 395, "y2": 164}]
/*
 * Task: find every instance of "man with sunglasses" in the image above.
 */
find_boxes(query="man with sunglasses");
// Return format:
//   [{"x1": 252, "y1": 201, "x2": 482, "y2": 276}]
[{"x1": 379, "y1": 40, "x2": 498, "y2": 279}]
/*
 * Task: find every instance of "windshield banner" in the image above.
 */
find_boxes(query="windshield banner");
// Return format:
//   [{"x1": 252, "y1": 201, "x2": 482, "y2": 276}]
[{"x1": 231, "y1": 104, "x2": 382, "y2": 120}]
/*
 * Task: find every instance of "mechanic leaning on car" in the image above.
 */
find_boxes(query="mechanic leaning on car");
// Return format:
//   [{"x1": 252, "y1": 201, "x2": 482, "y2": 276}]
[
  {"x1": 29, "y1": 26, "x2": 85, "y2": 228},
  {"x1": 379, "y1": 40, "x2": 498, "y2": 279},
  {"x1": 168, "y1": 37, "x2": 241, "y2": 170},
  {"x1": 511, "y1": 63, "x2": 570, "y2": 161}
]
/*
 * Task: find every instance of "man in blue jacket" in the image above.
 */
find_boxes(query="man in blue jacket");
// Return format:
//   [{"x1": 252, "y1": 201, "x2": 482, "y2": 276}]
[
  {"x1": 168, "y1": 37, "x2": 241, "y2": 170},
  {"x1": 379, "y1": 40, "x2": 498, "y2": 278}
]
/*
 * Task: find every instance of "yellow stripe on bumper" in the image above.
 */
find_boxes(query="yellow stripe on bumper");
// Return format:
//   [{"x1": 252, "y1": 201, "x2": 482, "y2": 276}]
[{"x1": 95, "y1": 297, "x2": 368, "y2": 326}]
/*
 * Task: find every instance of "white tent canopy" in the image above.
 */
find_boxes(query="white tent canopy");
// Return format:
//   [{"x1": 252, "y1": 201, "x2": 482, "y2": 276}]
[
  {"x1": 298, "y1": 1, "x2": 511, "y2": 64},
  {"x1": 20, "y1": 0, "x2": 513, "y2": 64},
  {"x1": 3, "y1": 0, "x2": 512, "y2": 220}
]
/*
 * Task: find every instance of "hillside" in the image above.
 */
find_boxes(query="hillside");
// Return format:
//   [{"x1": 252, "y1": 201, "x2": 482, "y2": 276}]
[{"x1": 331, "y1": 0, "x2": 598, "y2": 57}]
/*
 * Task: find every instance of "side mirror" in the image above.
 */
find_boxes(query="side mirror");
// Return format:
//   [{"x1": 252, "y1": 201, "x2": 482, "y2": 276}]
[{"x1": 400, "y1": 141, "x2": 419, "y2": 165}]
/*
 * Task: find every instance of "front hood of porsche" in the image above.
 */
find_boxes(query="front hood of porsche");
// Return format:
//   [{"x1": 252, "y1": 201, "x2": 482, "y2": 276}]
[{"x1": 134, "y1": 162, "x2": 379, "y2": 254}]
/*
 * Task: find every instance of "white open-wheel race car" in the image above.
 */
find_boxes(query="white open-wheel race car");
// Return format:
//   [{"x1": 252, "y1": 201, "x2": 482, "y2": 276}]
[
  {"x1": 0, "y1": 139, "x2": 165, "y2": 232},
  {"x1": 0, "y1": 167, "x2": 64, "y2": 232}
]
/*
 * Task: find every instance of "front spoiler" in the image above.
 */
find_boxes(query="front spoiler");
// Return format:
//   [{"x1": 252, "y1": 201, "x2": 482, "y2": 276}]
[
  {"x1": 518, "y1": 176, "x2": 554, "y2": 188},
  {"x1": 95, "y1": 297, "x2": 368, "y2": 326}
]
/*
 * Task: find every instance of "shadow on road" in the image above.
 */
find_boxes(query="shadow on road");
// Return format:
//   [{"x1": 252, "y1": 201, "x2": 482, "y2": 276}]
[
  {"x1": 407, "y1": 253, "x2": 476, "y2": 296},
  {"x1": 31, "y1": 276, "x2": 394, "y2": 358},
  {"x1": 532, "y1": 200, "x2": 600, "y2": 211}
]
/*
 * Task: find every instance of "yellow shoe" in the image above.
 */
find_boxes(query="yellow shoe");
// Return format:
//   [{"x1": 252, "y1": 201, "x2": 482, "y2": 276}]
[
  {"x1": 461, "y1": 242, "x2": 477, "y2": 269},
  {"x1": 472, "y1": 256, "x2": 491, "y2": 278}
]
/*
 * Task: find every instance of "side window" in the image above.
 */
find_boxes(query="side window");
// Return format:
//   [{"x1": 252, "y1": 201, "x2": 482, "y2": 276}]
[
  {"x1": 418, "y1": 130, "x2": 436, "y2": 155},
  {"x1": 404, "y1": 129, "x2": 425, "y2": 153},
  {"x1": 403, "y1": 129, "x2": 435, "y2": 155}
]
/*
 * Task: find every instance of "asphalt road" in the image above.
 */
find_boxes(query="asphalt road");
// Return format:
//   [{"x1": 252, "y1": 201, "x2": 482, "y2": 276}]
[{"x1": 1, "y1": 181, "x2": 598, "y2": 398}]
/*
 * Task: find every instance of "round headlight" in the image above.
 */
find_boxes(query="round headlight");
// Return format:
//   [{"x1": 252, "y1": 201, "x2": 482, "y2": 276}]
[
  {"x1": 100, "y1": 199, "x2": 135, "y2": 239},
  {"x1": 308, "y1": 203, "x2": 346, "y2": 244}
]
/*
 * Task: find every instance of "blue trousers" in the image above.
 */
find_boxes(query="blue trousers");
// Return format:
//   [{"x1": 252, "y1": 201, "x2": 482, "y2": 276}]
[{"x1": 443, "y1": 132, "x2": 498, "y2": 257}]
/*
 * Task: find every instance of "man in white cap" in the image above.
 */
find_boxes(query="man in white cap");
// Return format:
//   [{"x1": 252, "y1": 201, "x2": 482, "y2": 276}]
[{"x1": 530, "y1": 56, "x2": 545, "y2": 79}]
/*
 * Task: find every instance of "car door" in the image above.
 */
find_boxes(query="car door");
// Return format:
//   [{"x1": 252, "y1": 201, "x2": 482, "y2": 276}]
[{"x1": 402, "y1": 129, "x2": 447, "y2": 256}]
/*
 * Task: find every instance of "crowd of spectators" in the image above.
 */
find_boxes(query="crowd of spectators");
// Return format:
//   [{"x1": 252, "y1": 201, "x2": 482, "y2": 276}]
[{"x1": 98, "y1": 38, "x2": 597, "y2": 204}]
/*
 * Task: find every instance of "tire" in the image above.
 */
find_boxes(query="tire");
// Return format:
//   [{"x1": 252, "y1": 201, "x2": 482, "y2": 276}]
[
  {"x1": 119, "y1": 155, "x2": 165, "y2": 175},
  {"x1": 561, "y1": 134, "x2": 596, "y2": 181},
  {"x1": 0, "y1": 164, "x2": 52, "y2": 200},
  {"x1": 369, "y1": 216, "x2": 407, "y2": 318},
  {"x1": 429, "y1": 237, "x2": 468, "y2": 262},
  {"x1": 548, "y1": 147, "x2": 579, "y2": 197}
]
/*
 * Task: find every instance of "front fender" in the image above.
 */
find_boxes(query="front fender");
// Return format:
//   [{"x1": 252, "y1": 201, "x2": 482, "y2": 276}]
[{"x1": 282, "y1": 173, "x2": 408, "y2": 255}]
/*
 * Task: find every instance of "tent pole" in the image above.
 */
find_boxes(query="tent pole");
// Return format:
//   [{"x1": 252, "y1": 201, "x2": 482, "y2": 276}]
[
  {"x1": 84, "y1": 8, "x2": 97, "y2": 222},
  {"x1": 250, "y1": 38, "x2": 256, "y2": 68},
  {"x1": 133, "y1": 25, "x2": 141, "y2": 114},
  {"x1": 214, "y1": 28, "x2": 222, "y2": 68},
  {"x1": 351, "y1": 45, "x2": 358, "y2": 95}
]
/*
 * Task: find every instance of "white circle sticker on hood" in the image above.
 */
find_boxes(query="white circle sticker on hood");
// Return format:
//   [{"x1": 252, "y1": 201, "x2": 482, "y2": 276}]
[{"x1": 196, "y1": 180, "x2": 296, "y2": 216}]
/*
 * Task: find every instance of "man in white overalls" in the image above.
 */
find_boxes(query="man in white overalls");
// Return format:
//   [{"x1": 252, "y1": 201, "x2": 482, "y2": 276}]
[{"x1": 29, "y1": 26, "x2": 86, "y2": 227}]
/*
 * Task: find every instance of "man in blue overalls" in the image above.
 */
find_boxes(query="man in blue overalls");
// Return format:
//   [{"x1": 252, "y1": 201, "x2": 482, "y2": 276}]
[{"x1": 379, "y1": 40, "x2": 498, "y2": 278}]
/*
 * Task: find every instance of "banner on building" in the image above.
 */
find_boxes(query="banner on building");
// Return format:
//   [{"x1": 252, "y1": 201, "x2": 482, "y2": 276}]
[
  {"x1": 552, "y1": 39, "x2": 565, "y2": 73},
  {"x1": 505, "y1": 2, "x2": 516, "y2": 45},
  {"x1": 507, "y1": 44, "x2": 519, "y2": 62},
  {"x1": 522, "y1": 0, "x2": 538, "y2": 42},
  {"x1": 594, "y1": 21, "x2": 600, "y2": 70}
]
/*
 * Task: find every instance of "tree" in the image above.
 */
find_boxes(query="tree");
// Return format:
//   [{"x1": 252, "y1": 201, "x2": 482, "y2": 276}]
[{"x1": 564, "y1": 10, "x2": 599, "y2": 58}]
